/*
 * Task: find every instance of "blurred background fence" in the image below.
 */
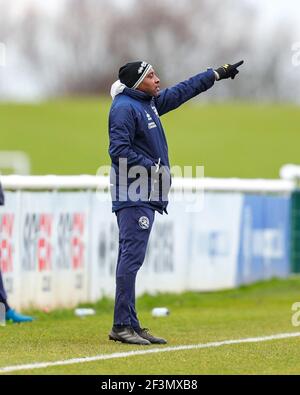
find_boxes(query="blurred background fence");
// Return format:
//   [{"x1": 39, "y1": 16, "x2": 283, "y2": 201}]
[{"x1": 0, "y1": 174, "x2": 298, "y2": 309}]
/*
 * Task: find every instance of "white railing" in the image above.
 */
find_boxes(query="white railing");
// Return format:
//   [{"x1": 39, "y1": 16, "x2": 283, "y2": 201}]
[{"x1": 0, "y1": 175, "x2": 295, "y2": 193}]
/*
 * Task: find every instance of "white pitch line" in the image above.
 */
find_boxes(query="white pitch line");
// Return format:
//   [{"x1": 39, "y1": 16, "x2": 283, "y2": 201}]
[{"x1": 1, "y1": 331, "x2": 300, "y2": 374}]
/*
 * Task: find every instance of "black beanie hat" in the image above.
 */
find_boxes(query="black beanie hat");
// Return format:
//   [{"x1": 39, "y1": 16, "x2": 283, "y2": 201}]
[{"x1": 118, "y1": 61, "x2": 152, "y2": 89}]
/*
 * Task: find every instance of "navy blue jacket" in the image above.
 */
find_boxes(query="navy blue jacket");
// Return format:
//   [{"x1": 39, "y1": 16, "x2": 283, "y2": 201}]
[
  {"x1": 0, "y1": 184, "x2": 4, "y2": 206},
  {"x1": 108, "y1": 68, "x2": 216, "y2": 214}
]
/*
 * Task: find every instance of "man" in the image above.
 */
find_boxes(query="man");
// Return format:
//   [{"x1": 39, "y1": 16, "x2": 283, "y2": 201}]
[
  {"x1": 0, "y1": 182, "x2": 33, "y2": 323},
  {"x1": 108, "y1": 60, "x2": 243, "y2": 345}
]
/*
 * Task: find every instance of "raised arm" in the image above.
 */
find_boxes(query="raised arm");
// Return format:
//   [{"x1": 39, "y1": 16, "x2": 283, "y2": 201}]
[{"x1": 154, "y1": 69, "x2": 216, "y2": 116}]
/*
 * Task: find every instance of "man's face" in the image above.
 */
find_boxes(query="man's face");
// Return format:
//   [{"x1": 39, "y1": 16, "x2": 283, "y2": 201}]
[{"x1": 136, "y1": 68, "x2": 160, "y2": 97}]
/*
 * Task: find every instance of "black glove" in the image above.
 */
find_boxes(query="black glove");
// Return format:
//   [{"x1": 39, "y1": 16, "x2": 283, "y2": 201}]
[{"x1": 215, "y1": 60, "x2": 244, "y2": 80}]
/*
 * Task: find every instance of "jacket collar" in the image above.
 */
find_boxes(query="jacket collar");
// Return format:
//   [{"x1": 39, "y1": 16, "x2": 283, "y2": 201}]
[{"x1": 123, "y1": 87, "x2": 153, "y2": 102}]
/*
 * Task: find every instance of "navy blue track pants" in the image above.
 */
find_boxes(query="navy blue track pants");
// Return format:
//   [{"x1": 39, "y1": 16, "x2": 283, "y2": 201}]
[{"x1": 113, "y1": 206, "x2": 155, "y2": 329}]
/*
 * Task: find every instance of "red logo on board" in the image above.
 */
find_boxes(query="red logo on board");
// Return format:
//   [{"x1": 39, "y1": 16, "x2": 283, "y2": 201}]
[
  {"x1": 37, "y1": 214, "x2": 52, "y2": 272},
  {"x1": 71, "y1": 213, "x2": 84, "y2": 270},
  {"x1": 0, "y1": 214, "x2": 14, "y2": 273}
]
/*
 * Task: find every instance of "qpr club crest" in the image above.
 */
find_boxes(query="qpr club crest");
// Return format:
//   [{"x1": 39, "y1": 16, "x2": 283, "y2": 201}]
[{"x1": 138, "y1": 216, "x2": 150, "y2": 230}]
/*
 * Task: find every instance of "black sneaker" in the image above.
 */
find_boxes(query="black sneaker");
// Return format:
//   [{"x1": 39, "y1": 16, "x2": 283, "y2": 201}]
[
  {"x1": 135, "y1": 328, "x2": 167, "y2": 344},
  {"x1": 109, "y1": 326, "x2": 151, "y2": 345}
]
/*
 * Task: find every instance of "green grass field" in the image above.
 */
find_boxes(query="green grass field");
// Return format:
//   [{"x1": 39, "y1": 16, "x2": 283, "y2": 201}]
[
  {"x1": 1, "y1": 277, "x2": 300, "y2": 375},
  {"x1": 0, "y1": 99, "x2": 300, "y2": 178}
]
